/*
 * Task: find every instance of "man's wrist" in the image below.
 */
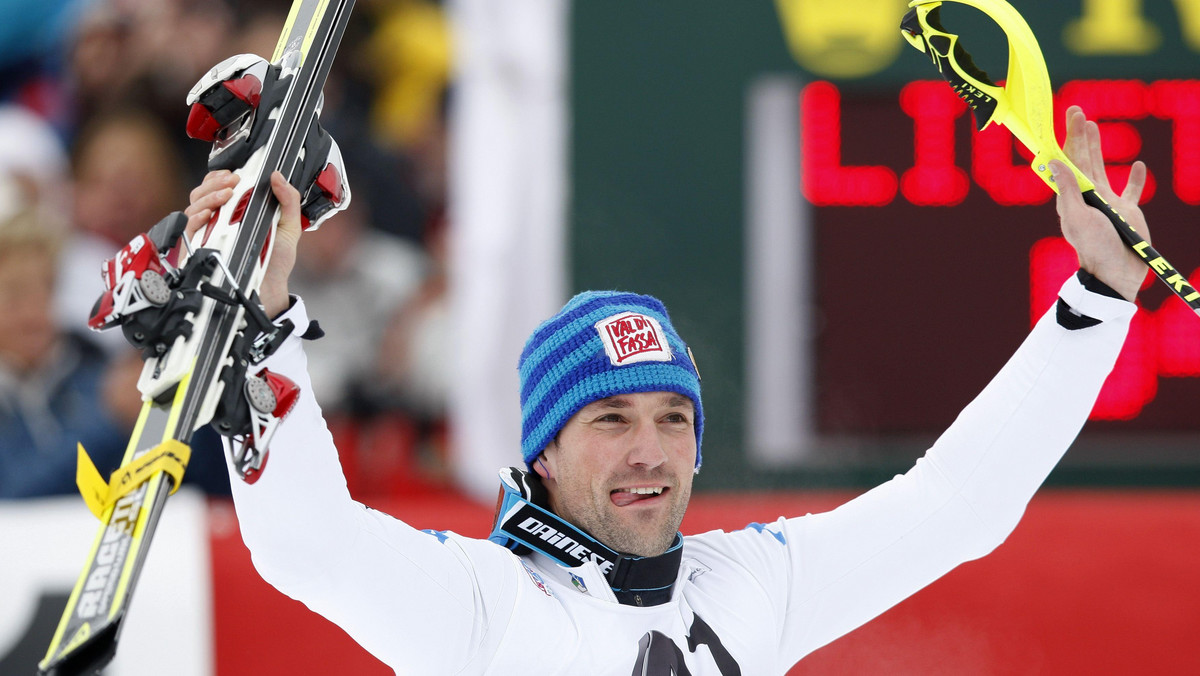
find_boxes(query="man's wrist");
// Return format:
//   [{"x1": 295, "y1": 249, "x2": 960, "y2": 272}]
[
  {"x1": 1056, "y1": 269, "x2": 1137, "y2": 330},
  {"x1": 262, "y1": 287, "x2": 292, "y2": 319},
  {"x1": 1076, "y1": 269, "x2": 1124, "y2": 300}
]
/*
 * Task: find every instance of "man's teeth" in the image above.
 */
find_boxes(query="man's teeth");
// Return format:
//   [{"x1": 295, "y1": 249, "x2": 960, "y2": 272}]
[{"x1": 617, "y1": 487, "x2": 663, "y2": 495}]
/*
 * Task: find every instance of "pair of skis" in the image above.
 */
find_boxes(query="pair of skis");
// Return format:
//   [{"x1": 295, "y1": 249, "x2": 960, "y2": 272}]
[{"x1": 39, "y1": 1, "x2": 355, "y2": 674}]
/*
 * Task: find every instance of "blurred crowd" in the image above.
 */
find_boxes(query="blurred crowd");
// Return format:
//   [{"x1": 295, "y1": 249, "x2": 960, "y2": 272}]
[{"x1": 0, "y1": 0, "x2": 454, "y2": 499}]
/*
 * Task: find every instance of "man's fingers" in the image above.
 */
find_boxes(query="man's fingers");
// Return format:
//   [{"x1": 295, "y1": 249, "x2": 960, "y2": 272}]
[
  {"x1": 184, "y1": 171, "x2": 239, "y2": 239},
  {"x1": 185, "y1": 171, "x2": 238, "y2": 224},
  {"x1": 1050, "y1": 159, "x2": 1081, "y2": 196},
  {"x1": 1084, "y1": 120, "x2": 1112, "y2": 194},
  {"x1": 188, "y1": 170, "x2": 238, "y2": 205},
  {"x1": 1050, "y1": 159, "x2": 1087, "y2": 223},
  {"x1": 1122, "y1": 160, "x2": 1148, "y2": 205},
  {"x1": 185, "y1": 186, "x2": 235, "y2": 218},
  {"x1": 1062, "y1": 106, "x2": 1108, "y2": 193},
  {"x1": 185, "y1": 209, "x2": 211, "y2": 239},
  {"x1": 269, "y1": 171, "x2": 302, "y2": 239},
  {"x1": 183, "y1": 171, "x2": 303, "y2": 245},
  {"x1": 258, "y1": 171, "x2": 302, "y2": 318},
  {"x1": 1121, "y1": 160, "x2": 1151, "y2": 246},
  {"x1": 1063, "y1": 106, "x2": 1088, "y2": 169}
]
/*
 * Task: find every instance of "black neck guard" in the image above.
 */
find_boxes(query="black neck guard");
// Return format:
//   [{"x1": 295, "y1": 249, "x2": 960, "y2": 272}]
[{"x1": 488, "y1": 467, "x2": 683, "y2": 607}]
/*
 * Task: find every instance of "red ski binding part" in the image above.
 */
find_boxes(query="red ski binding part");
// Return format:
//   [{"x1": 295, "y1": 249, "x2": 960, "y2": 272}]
[
  {"x1": 186, "y1": 54, "x2": 270, "y2": 144},
  {"x1": 226, "y1": 368, "x2": 300, "y2": 482}
]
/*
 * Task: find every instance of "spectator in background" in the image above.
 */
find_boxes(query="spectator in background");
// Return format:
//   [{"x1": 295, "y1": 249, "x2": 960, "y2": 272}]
[
  {"x1": 376, "y1": 209, "x2": 449, "y2": 422},
  {"x1": 71, "y1": 107, "x2": 187, "y2": 254},
  {"x1": 67, "y1": 0, "x2": 234, "y2": 174},
  {"x1": 0, "y1": 188, "x2": 140, "y2": 498},
  {"x1": 332, "y1": 0, "x2": 454, "y2": 479},
  {"x1": 357, "y1": 0, "x2": 450, "y2": 243},
  {"x1": 2, "y1": 0, "x2": 461, "y2": 495},
  {"x1": 58, "y1": 107, "x2": 187, "y2": 351},
  {"x1": 0, "y1": 104, "x2": 70, "y2": 214},
  {"x1": 365, "y1": 0, "x2": 452, "y2": 154}
]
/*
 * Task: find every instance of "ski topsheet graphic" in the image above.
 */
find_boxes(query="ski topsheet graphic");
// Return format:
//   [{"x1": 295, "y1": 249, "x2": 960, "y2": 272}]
[{"x1": 39, "y1": 1, "x2": 355, "y2": 674}]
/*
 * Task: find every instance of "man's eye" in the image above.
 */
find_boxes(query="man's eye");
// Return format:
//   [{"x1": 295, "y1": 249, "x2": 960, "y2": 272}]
[
  {"x1": 663, "y1": 413, "x2": 690, "y2": 424},
  {"x1": 596, "y1": 414, "x2": 624, "y2": 423}
]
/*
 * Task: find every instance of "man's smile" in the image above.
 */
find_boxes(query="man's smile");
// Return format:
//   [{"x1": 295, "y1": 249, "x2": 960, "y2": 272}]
[{"x1": 610, "y1": 486, "x2": 669, "y2": 507}]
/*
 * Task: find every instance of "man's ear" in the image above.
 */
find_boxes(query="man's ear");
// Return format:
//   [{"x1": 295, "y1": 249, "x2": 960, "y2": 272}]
[{"x1": 533, "y1": 454, "x2": 552, "y2": 480}]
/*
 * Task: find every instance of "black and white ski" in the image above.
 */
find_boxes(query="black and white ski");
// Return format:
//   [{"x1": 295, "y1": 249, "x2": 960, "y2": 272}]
[{"x1": 39, "y1": 1, "x2": 355, "y2": 674}]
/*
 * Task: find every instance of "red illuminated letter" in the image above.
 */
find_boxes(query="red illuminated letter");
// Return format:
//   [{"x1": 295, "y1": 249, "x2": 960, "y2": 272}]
[
  {"x1": 1155, "y1": 270, "x2": 1200, "y2": 377},
  {"x1": 899, "y1": 81, "x2": 969, "y2": 206},
  {"x1": 1029, "y1": 237, "x2": 1079, "y2": 324},
  {"x1": 971, "y1": 125, "x2": 1053, "y2": 206},
  {"x1": 1149, "y1": 80, "x2": 1200, "y2": 204},
  {"x1": 1097, "y1": 312, "x2": 1158, "y2": 420},
  {"x1": 801, "y1": 81, "x2": 897, "y2": 206}
]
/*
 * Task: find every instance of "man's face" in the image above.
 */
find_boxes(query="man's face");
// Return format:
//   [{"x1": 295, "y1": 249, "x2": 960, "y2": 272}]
[{"x1": 538, "y1": 391, "x2": 697, "y2": 558}]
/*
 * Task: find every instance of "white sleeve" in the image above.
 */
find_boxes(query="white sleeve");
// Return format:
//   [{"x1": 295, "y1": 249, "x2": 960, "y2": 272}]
[
  {"x1": 770, "y1": 274, "x2": 1136, "y2": 664},
  {"x1": 223, "y1": 297, "x2": 517, "y2": 672}
]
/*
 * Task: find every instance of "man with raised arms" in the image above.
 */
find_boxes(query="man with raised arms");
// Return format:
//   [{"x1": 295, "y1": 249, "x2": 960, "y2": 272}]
[{"x1": 184, "y1": 106, "x2": 1147, "y2": 673}]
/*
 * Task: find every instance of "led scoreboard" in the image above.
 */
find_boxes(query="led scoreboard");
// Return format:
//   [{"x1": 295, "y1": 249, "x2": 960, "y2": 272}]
[
  {"x1": 571, "y1": 0, "x2": 1200, "y2": 476},
  {"x1": 808, "y1": 78, "x2": 1200, "y2": 434}
]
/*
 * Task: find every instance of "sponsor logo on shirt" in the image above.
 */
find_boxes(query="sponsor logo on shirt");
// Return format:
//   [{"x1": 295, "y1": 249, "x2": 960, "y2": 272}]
[
  {"x1": 520, "y1": 560, "x2": 553, "y2": 597},
  {"x1": 421, "y1": 529, "x2": 449, "y2": 544},
  {"x1": 745, "y1": 522, "x2": 787, "y2": 545},
  {"x1": 570, "y1": 573, "x2": 588, "y2": 594},
  {"x1": 632, "y1": 612, "x2": 740, "y2": 675}
]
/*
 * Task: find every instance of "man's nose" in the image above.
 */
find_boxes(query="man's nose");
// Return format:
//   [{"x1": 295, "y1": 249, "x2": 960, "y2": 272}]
[{"x1": 626, "y1": 419, "x2": 668, "y2": 469}]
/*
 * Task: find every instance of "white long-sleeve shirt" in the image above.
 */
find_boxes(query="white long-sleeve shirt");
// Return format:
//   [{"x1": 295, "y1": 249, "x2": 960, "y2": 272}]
[{"x1": 226, "y1": 274, "x2": 1133, "y2": 675}]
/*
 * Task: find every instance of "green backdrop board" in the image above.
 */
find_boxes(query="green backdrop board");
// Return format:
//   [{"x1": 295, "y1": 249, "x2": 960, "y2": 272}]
[{"x1": 570, "y1": 1, "x2": 1200, "y2": 489}]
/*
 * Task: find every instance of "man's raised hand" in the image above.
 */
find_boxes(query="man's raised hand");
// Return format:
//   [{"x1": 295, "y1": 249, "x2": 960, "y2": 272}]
[
  {"x1": 183, "y1": 169, "x2": 303, "y2": 317},
  {"x1": 1050, "y1": 105, "x2": 1150, "y2": 302}
]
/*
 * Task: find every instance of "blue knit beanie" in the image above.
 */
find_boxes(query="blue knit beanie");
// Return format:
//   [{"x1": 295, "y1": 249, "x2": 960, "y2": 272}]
[{"x1": 519, "y1": 291, "x2": 704, "y2": 469}]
